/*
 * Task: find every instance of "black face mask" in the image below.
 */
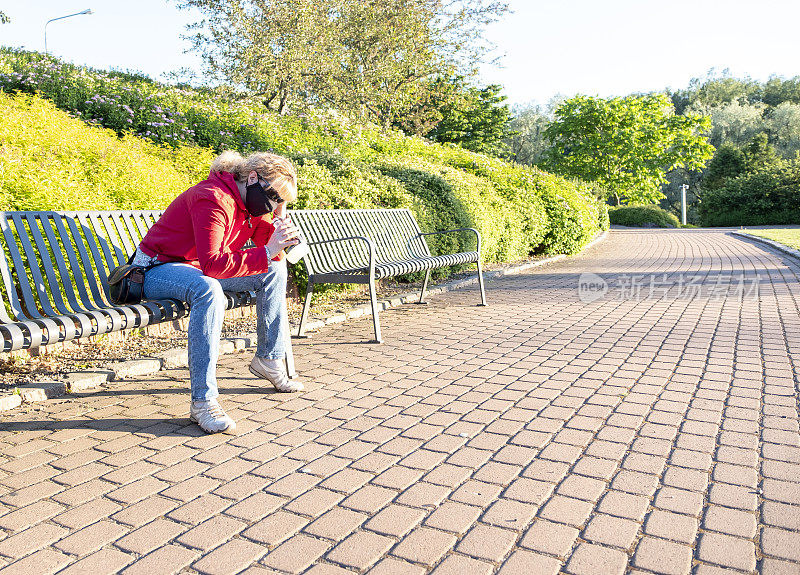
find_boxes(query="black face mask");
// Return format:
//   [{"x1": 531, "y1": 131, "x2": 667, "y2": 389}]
[{"x1": 245, "y1": 178, "x2": 283, "y2": 217}]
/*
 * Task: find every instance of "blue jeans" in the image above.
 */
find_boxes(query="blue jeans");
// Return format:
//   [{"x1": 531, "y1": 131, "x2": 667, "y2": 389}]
[{"x1": 143, "y1": 260, "x2": 288, "y2": 401}]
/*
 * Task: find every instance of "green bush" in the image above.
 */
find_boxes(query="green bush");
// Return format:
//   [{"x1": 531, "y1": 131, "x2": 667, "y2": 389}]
[
  {"x1": 0, "y1": 48, "x2": 609, "y2": 263},
  {"x1": 699, "y1": 161, "x2": 800, "y2": 226},
  {"x1": 0, "y1": 91, "x2": 212, "y2": 211},
  {"x1": 608, "y1": 205, "x2": 680, "y2": 228},
  {"x1": 538, "y1": 177, "x2": 605, "y2": 252}
]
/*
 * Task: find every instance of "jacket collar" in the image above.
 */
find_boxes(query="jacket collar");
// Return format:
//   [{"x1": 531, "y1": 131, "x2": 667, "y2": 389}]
[{"x1": 208, "y1": 170, "x2": 248, "y2": 211}]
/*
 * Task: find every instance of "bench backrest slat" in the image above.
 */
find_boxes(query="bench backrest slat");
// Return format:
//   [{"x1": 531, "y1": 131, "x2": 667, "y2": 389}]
[
  {"x1": 0, "y1": 238, "x2": 18, "y2": 324},
  {"x1": 40, "y1": 214, "x2": 94, "y2": 314},
  {"x1": 108, "y1": 213, "x2": 131, "y2": 260},
  {"x1": 1, "y1": 214, "x2": 48, "y2": 320},
  {"x1": 84, "y1": 213, "x2": 115, "y2": 271},
  {"x1": 64, "y1": 215, "x2": 110, "y2": 309},
  {"x1": 21, "y1": 213, "x2": 72, "y2": 317},
  {"x1": 0, "y1": 217, "x2": 27, "y2": 322},
  {"x1": 128, "y1": 212, "x2": 150, "y2": 243},
  {"x1": 288, "y1": 209, "x2": 430, "y2": 274},
  {"x1": 0, "y1": 210, "x2": 164, "y2": 324},
  {"x1": 99, "y1": 213, "x2": 127, "y2": 267}
]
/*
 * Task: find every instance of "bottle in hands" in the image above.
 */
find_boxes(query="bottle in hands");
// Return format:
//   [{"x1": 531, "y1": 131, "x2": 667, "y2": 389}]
[
  {"x1": 274, "y1": 216, "x2": 309, "y2": 264},
  {"x1": 284, "y1": 236, "x2": 310, "y2": 264}
]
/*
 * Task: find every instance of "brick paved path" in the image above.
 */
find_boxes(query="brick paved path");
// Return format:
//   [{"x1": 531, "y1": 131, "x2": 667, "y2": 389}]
[{"x1": 0, "y1": 229, "x2": 798, "y2": 575}]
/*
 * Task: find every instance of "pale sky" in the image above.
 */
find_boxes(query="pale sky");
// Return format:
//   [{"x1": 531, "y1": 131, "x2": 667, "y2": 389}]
[{"x1": 2, "y1": 1, "x2": 800, "y2": 109}]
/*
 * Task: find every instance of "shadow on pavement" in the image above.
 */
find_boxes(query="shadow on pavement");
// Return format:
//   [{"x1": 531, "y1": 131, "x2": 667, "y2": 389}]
[{"x1": 0, "y1": 417, "x2": 202, "y2": 434}]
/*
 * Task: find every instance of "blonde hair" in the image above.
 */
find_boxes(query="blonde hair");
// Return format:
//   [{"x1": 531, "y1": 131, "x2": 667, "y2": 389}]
[{"x1": 211, "y1": 150, "x2": 298, "y2": 202}]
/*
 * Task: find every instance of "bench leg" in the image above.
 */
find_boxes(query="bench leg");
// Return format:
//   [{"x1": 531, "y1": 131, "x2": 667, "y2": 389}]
[
  {"x1": 477, "y1": 260, "x2": 487, "y2": 306},
  {"x1": 297, "y1": 281, "x2": 314, "y2": 338},
  {"x1": 416, "y1": 270, "x2": 431, "y2": 305},
  {"x1": 369, "y1": 276, "x2": 383, "y2": 343},
  {"x1": 282, "y1": 303, "x2": 297, "y2": 378}
]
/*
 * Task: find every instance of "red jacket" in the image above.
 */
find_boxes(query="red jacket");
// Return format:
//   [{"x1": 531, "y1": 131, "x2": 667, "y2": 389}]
[{"x1": 140, "y1": 171, "x2": 275, "y2": 279}]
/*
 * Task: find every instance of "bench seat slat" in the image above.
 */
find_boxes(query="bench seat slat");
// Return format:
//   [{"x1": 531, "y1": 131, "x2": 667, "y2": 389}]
[
  {"x1": 326, "y1": 252, "x2": 480, "y2": 279},
  {"x1": 375, "y1": 252, "x2": 479, "y2": 278},
  {"x1": 0, "y1": 322, "x2": 32, "y2": 352}
]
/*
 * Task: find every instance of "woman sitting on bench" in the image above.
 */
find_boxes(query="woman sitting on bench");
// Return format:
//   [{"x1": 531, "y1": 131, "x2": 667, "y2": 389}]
[{"x1": 135, "y1": 150, "x2": 303, "y2": 434}]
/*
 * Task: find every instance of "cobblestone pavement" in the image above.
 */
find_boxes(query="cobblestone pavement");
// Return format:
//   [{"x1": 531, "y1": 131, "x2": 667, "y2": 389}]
[{"x1": 0, "y1": 229, "x2": 799, "y2": 575}]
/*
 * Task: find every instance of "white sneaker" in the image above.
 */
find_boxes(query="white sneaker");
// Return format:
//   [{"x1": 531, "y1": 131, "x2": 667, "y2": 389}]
[
  {"x1": 249, "y1": 356, "x2": 304, "y2": 392},
  {"x1": 190, "y1": 399, "x2": 236, "y2": 434}
]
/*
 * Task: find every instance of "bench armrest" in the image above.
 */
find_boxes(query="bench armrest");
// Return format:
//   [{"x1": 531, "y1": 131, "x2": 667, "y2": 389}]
[
  {"x1": 416, "y1": 227, "x2": 481, "y2": 256},
  {"x1": 307, "y1": 235, "x2": 377, "y2": 272}
]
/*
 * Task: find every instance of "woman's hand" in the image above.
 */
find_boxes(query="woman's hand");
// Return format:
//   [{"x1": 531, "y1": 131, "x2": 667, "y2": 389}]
[{"x1": 265, "y1": 216, "x2": 300, "y2": 258}]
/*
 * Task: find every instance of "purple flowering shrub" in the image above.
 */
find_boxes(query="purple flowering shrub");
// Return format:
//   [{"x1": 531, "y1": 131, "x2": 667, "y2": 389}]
[{"x1": 0, "y1": 48, "x2": 335, "y2": 155}]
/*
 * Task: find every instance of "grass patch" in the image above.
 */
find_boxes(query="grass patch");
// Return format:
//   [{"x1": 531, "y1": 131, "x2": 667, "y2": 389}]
[{"x1": 742, "y1": 228, "x2": 800, "y2": 250}]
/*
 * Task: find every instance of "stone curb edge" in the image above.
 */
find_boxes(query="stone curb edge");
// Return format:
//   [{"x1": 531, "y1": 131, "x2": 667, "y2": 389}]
[
  {"x1": 731, "y1": 230, "x2": 800, "y2": 262},
  {"x1": 0, "y1": 231, "x2": 608, "y2": 412}
]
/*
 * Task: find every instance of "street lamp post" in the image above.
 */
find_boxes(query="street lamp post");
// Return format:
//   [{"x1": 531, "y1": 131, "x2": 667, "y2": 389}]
[
  {"x1": 44, "y1": 9, "x2": 93, "y2": 54},
  {"x1": 680, "y1": 184, "x2": 689, "y2": 226}
]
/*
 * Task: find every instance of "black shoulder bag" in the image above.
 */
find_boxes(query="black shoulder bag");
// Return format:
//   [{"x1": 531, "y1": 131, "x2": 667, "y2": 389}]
[{"x1": 107, "y1": 253, "x2": 165, "y2": 305}]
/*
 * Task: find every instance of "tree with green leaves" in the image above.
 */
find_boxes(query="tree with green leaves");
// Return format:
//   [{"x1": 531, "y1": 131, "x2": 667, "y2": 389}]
[
  {"x1": 317, "y1": 0, "x2": 448, "y2": 129},
  {"x1": 694, "y1": 100, "x2": 766, "y2": 148},
  {"x1": 701, "y1": 143, "x2": 746, "y2": 192},
  {"x1": 177, "y1": 0, "x2": 331, "y2": 114},
  {"x1": 0, "y1": 11, "x2": 10, "y2": 24},
  {"x1": 542, "y1": 94, "x2": 714, "y2": 205},
  {"x1": 760, "y1": 76, "x2": 800, "y2": 107},
  {"x1": 173, "y1": 0, "x2": 508, "y2": 127},
  {"x1": 768, "y1": 102, "x2": 800, "y2": 157},
  {"x1": 743, "y1": 132, "x2": 782, "y2": 172},
  {"x1": 503, "y1": 104, "x2": 550, "y2": 165},
  {"x1": 669, "y1": 69, "x2": 760, "y2": 114},
  {"x1": 424, "y1": 80, "x2": 512, "y2": 155}
]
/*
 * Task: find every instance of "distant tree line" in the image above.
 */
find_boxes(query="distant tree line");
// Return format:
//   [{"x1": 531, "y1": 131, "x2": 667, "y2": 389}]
[
  {"x1": 505, "y1": 71, "x2": 800, "y2": 222},
  {"x1": 661, "y1": 72, "x2": 800, "y2": 223}
]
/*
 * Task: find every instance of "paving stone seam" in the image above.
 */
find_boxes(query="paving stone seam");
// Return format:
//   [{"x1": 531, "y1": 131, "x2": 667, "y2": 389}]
[
  {"x1": 752, "y1": 278, "x2": 769, "y2": 573},
  {"x1": 0, "y1": 232, "x2": 608, "y2": 415}
]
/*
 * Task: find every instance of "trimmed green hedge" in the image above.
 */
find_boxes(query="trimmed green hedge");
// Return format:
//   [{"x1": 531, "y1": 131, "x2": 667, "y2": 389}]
[
  {"x1": 699, "y1": 161, "x2": 800, "y2": 226},
  {"x1": 609, "y1": 205, "x2": 680, "y2": 228},
  {"x1": 0, "y1": 49, "x2": 609, "y2": 265}
]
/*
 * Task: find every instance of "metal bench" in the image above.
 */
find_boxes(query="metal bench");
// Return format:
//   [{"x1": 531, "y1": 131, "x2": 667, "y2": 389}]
[
  {"x1": 0, "y1": 210, "x2": 294, "y2": 376},
  {"x1": 289, "y1": 208, "x2": 487, "y2": 343}
]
